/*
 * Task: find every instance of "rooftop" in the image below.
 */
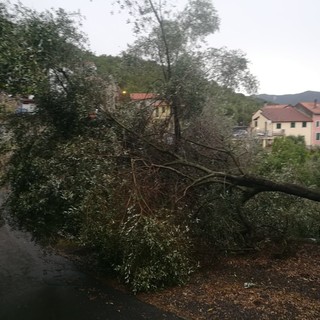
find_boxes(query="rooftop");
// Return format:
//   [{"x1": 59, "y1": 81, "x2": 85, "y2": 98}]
[
  {"x1": 262, "y1": 104, "x2": 290, "y2": 110},
  {"x1": 296, "y1": 102, "x2": 320, "y2": 115},
  {"x1": 261, "y1": 105, "x2": 312, "y2": 122},
  {"x1": 130, "y1": 93, "x2": 158, "y2": 101}
]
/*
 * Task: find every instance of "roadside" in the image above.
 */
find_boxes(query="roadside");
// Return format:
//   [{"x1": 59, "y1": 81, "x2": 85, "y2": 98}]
[
  {"x1": 0, "y1": 222, "x2": 182, "y2": 320},
  {"x1": 2, "y1": 190, "x2": 319, "y2": 320},
  {"x1": 138, "y1": 243, "x2": 320, "y2": 319},
  {"x1": 56, "y1": 236, "x2": 320, "y2": 319}
]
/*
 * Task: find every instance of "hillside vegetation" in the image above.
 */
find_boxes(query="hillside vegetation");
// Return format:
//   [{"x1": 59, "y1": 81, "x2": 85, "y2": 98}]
[{"x1": 255, "y1": 90, "x2": 320, "y2": 105}]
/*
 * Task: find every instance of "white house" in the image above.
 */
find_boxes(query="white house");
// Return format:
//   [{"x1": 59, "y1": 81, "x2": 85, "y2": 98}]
[
  {"x1": 251, "y1": 104, "x2": 313, "y2": 147},
  {"x1": 16, "y1": 96, "x2": 36, "y2": 113}
]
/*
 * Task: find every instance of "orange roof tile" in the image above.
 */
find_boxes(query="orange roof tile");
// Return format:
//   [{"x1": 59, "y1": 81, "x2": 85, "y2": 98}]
[
  {"x1": 130, "y1": 93, "x2": 158, "y2": 100},
  {"x1": 297, "y1": 102, "x2": 320, "y2": 115},
  {"x1": 261, "y1": 105, "x2": 312, "y2": 122},
  {"x1": 262, "y1": 104, "x2": 290, "y2": 110}
]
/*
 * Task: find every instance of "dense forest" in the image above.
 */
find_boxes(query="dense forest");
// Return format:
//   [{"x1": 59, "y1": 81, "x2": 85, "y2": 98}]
[{"x1": 0, "y1": 0, "x2": 319, "y2": 293}]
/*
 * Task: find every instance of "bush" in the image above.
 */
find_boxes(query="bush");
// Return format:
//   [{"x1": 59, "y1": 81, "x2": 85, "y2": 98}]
[
  {"x1": 244, "y1": 192, "x2": 320, "y2": 241},
  {"x1": 78, "y1": 181, "x2": 194, "y2": 293},
  {"x1": 190, "y1": 187, "x2": 246, "y2": 249},
  {"x1": 116, "y1": 213, "x2": 193, "y2": 293}
]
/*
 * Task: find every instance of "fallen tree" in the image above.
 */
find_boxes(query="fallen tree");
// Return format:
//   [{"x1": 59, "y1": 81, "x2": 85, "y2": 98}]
[{"x1": 2, "y1": 1, "x2": 320, "y2": 293}]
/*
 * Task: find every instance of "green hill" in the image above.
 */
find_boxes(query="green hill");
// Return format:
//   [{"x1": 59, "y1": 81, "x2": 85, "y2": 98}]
[{"x1": 255, "y1": 91, "x2": 320, "y2": 105}]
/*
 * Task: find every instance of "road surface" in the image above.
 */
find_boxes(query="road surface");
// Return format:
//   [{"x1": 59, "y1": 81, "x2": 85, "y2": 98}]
[{"x1": 0, "y1": 221, "x2": 181, "y2": 320}]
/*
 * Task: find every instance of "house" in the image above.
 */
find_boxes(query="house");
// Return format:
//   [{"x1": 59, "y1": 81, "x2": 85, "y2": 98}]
[
  {"x1": 294, "y1": 101, "x2": 320, "y2": 146},
  {"x1": 251, "y1": 104, "x2": 312, "y2": 147},
  {"x1": 129, "y1": 93, "x2": 171, "y2": 120},
  {"x1": 15, "y1": 96, "x2": 36, "y2": 114}
]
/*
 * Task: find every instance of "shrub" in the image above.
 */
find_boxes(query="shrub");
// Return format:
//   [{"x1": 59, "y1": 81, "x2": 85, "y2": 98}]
[
  {"x1": 245, "y1": 192, "x2": 320, "y2": 240},
  {"x1": 116, "y1": 212, "x2": 194, "y2": 293},
  {"x1": 79, "y1": 189, "x2": 194, "y2": 293}
]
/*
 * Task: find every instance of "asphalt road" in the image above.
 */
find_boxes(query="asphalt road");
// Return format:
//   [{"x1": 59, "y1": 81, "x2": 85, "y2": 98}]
[{"x1": 0, "y1": 222, "x2": 181, "y2": 320}]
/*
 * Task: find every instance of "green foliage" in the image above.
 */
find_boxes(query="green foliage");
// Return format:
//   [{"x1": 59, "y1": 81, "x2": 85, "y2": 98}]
[
  {"x1": 245, "y1": 192, "x2": 320, "y2": 240},
  {"x1": 298, "y1": 149, "x2": 320, "y2": 188},
  {"x1": 38, "y1": 68, "x2": 108, "y2": 137},
  {"x1": 117, "y1": 214, "x2": 192, "y2": 293},
  {"x1": 89, "y1": 53, "x2": 163, "y2": 92},
  {"x1": 169, "y1": 53, "x2": 209, "y2": 120},
  {"x1": 258, "y1": 136, "x2": 309, "y2": 177},
  {"x1": 250, "y1": 137, "x2": 320, "y2": 240},
  {"x1": 7, "y1": 116, "x2": 195, "y2": 292},
  {"x1": 6, "y1": 126, "x2": 117, "y2": 238},
  {"x1": 80, "y1": 209, "x2": 193, "y2": 293},
  {"x1": 1, "y1": 2, "x2": 196, "y2": 293},
  {"x1": 116, "y1": 0, "x2": 258, "y2": 143},
  {"x1": 0, "y1": 3, "x2": 85, "y2": 95},
  {"x1": 0, "y1": 94, "x2": 17, "y2": 115},
  {"x1": 190, "y1": 187, "x2": 246, "y2": 248},
  {"x1": 3, "y1": 1, "x2": 320, "y2": 296},
  {"x1": 209, "y1": 85, "x2": 262, "y2": 125}
]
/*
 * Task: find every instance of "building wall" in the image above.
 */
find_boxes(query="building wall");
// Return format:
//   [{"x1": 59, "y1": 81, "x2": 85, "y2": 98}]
[
  {"x1": 251, "y1": 110, "x2": 273, "y2": 135},
  {"x1": 152, "y1": 103, "x2": 171, "y2": 120},
  {"x1": 251, "y1": 110, "x2": 312, "y2": 146},
  {"x1": 312, "y1": 114, "x2": 320, "y2": 146},
  {"x1": 21, "y1": 102, "x2": 36, "y2": 113},
  {"x1": 273, "y1": 121, "x2": 312, "y2": 146}
]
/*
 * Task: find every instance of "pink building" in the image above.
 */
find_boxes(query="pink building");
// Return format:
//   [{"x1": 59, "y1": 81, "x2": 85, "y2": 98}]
[{"x1": 294, "y1": 101, "x2": 320, "y2": 146}]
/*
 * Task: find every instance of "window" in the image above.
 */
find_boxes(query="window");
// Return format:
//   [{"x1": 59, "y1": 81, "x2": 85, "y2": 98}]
[
  {"x1": 162, "y1": 106, "x2": 166, "y2": 113},
  {"x1": 316, "y1": 133, "x2": 320, "y2": 141},
  {"x1": 155, "y1": 107, "x2": 159, "y2": 118},
  {"x1": 302, "y1": 122, "x2": 307, "y2": 128},
  {"x1": 317, "y1": 121, "x2": 320, "y2": 127},
  {"x1": 290, "y1": 122, "x2": 296, "y2": 128},
  {"x1": 276, "y1": 123, "x2": 281, "y2": 129},
  {"x1": 254, "y1": 120, "x2": 258, "y2": 127}
]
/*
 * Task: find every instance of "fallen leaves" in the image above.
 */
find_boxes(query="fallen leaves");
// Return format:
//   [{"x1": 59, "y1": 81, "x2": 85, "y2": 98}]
[{"x1": 138, "y1": 244, "x2": 320, "y2": 319}]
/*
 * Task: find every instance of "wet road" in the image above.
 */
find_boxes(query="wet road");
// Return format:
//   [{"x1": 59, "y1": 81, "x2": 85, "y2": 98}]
[{"x1": 0, "y1": 222, "x2": 181, "y2": 320}]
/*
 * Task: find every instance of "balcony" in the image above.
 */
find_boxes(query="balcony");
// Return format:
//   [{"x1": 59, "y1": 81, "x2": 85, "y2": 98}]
[{"x1": 253, "y1": 129, "x2": 285, "y2": 137}]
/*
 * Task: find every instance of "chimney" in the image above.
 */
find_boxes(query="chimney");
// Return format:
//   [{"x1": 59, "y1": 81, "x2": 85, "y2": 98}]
[{"x1": 314, "y1": 99, "x2": 318, "y2": 108}]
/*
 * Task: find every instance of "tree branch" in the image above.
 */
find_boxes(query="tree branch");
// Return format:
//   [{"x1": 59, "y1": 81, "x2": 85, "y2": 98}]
[
  {"x1": 105, "y1": 109, "x2": 320, "y2": 204},
  {"x1": 147, "y1": 0, "x2": 172, "y2": 80},
  {"x1": 161, "y1": 162, "x2": 320, "y2": 203},
  {"x1": 184, "y1": 137, "x2": 244, "y2": 174}
]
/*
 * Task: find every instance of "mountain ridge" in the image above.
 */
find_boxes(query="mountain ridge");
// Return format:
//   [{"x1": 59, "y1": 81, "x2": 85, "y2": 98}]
[{"x1": 255, "y1": 90, "x2": 320, "y2": 105}]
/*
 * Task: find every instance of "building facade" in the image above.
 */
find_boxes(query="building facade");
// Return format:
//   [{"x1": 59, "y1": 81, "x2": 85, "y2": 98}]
[
  {"x1": 251, "y1": 104, "x2": 313, "y2": 147},
  {"x1": 294, "y1": 102, "x2": 320, "y2": 146}
]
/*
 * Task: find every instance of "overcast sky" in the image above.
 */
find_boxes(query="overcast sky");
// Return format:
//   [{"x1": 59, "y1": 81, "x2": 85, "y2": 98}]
[{"x1": 10, "y1": 0, "x2": 320, "y2": 95}]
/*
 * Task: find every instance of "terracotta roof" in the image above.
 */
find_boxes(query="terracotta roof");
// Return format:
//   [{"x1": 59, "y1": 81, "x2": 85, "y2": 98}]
[
  {"x1": 262, "y1": 104, "x2": 290, "y2": 110},
  {"x1": 130, "y1": 93, "x2": 158, "y2": 100},
  {"x1": 261, "y1": 105, "x2": 312, "y2": 122},
  {"x1": 296, "y1": 102, "x2": 320, "y2": 115}
]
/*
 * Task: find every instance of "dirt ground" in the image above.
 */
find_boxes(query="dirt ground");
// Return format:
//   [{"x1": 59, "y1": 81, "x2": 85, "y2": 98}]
[{"x1": 138, "y1": 243, "x2": 320, "y2": 320}]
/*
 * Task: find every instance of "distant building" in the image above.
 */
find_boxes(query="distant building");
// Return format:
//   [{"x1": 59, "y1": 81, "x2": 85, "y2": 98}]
[
  {"x1": 251, "y1": 104, "x2": 312, "y2": 147},
  {"x1": 129, "y1": 93, "x2": 171, "y2": 120},
  {"x1": 294, "y1": 101, "x2": 320, "y2": 146},
  {"x1": 16, "y1": 96, "x2": 37, "y2": 114}
]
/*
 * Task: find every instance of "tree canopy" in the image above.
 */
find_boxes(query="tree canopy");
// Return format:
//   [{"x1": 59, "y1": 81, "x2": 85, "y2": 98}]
[
  {"x1": 0, "y1": 3, "x2": 86, "y2": 96},
  {"x1": 114, "y1": 0, "x2": 258, "y2": 144},
  {"x1": 1, "y1": 1, "x2": 319, "y2": 293}
]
